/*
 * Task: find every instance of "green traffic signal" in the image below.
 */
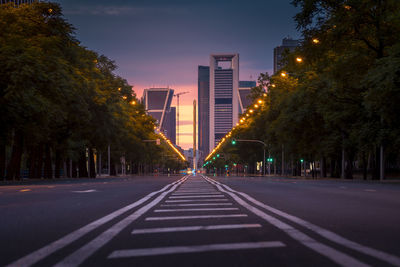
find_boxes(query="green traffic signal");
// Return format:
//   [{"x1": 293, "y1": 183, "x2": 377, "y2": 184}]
[
  {"x1": 267, "y1": 158, "x2": 273, "y2": 162},
  {"x1": 300, "y1": 159, "x2": 304, "y2": 163},
  {"x1": 232, "y1": 140, "x2": 236, "y2": 145},
  {"x1": 217, "y1": 154, "x2": 220, "y2": 158},
  {"x1": 213, "y1": 157, "x2": 216, "y2": 160}
]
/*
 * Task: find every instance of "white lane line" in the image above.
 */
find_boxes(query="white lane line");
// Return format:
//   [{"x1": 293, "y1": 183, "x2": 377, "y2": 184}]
[
  {"x1": 53, "y1": 178, "x2": 187, "y2": 267},
  {"x1": 165, "y1": 199, "x2": 228, "y2": 203},
  {"x1": 204, "y1": 176, "x2": 400, "y2": 267},
  {"x1": 108, "y1": 241, "x2": 284, "y2": 258},
  {"x1": 173, "y1": 191, "x2": 217, "y2": 194},
  {"x1": 172, "y1": 192, "x2": 219, "y2": 195},
  {"x1": 204, "y1": 176, "x2": 369, "y2": 267},
  {"x1": 132, "y1": 224, "x2": 262, "y2": 234},
  {"x1": 177, "y1": 187, "x2": 215, "y2": 192},
  {"x1": 169, "y1": 195, "x2": 224, "y2": 199},
  {"x1": 154, "y1": 208, "x2": 239, "y2": 212},
  {"x1": 161, "y1": 203, "x2": 233, "y2": 207},
  {"x1": 6, "y1": 176, "x2": 188, "y2": 267},
  {"x1": 71, "y1": 189, "x2": 98, "y2": 193},
  {"x1": 145, "y1": 214, "x2": 247, "y2": 221}
]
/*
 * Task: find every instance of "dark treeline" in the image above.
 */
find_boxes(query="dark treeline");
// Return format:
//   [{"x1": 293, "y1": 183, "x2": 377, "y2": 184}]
[
  {"x1": 0, "y1": 2, "x2": 186, "y2": 180},
  {"x1": 206, "y1": 0, "x2": 400, "y2": 179}
]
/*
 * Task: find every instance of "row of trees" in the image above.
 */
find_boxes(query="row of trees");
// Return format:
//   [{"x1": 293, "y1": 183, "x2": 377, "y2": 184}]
[
  {"x1": 205, "y1": 0, "x2": 400, "y2": 179},
  {"x1": 0, "y1": 2, "x2": 186, "y2": 180}
]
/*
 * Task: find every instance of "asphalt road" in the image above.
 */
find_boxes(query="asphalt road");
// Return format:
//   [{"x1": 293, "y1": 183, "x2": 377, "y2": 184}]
[{"x1": 1, "y1": 175, "x2": 399, "y2": 267}]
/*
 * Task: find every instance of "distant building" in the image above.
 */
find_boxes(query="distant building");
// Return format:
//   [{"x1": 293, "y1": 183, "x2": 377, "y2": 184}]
[
  {"x1": 209, "y1": 54, "x2": 239, "y2": 153},
  {"x1": 273, "y1": 37, "x2": 300, "y2": 74},
  {"x1": 0, "y1": 0, "x2": 37, "y2": 5},
  {"x1": 198, "y1": 66, "x2": 210, "y2": 160},
  {"x1": 143, "y1": 88, "x2": 176, "y2": 144},
  {"x1": 164, "y1": 106, "x2": 176, "y2": 144},
  {"x1": 238, "y1": 80, "x2": 256, "y2": 113}
]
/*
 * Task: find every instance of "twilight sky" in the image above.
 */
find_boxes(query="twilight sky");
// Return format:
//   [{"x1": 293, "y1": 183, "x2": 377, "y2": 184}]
[{"x1": 53, "y1": 0, "x2": 301, "y2": 149}]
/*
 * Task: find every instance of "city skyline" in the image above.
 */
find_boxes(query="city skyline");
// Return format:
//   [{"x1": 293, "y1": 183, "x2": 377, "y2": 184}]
[{"x1": 51, "y1": 0, "x2": 300, "y2": 148}]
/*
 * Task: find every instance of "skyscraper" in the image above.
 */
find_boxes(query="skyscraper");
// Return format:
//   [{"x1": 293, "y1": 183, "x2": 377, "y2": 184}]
[
  {"x1": 164, "y1": 107, "x2": 176, "y2": 144},
  {"x1": 273, "y1": 37, "x2": 300, "y2": 74},
  {"x1": 198, "y1": 66, "x2": 210, "y2": 160},
  {"x1": 238, "y1": 80, "x2": 256, "y2": 114},
  {"x1": 209, "y1": 54, "x2": 239, "y2": 152},
  {"x1": 143, "y1": 88, "x2": 176, "y2": 144}
]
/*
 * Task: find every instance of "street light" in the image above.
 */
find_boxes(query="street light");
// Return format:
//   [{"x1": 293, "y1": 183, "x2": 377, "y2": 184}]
[
  {"x1": 312, "y1": 38, "x2": 320, "y2": 44},
  {"x1": 281, "y1": 72, "x2": 287, "y2": 77},
  {"x1": 296, "y1": 57, "x2": 303, "y2": 63},
  {"x1": 257, "y1": 99, "x2": 263, "y2": 104}
]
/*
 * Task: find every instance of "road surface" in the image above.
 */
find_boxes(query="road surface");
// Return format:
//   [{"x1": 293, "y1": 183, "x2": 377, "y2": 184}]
[{"x1": 1, "y1": 175, "x2": 399, "y2": 266}]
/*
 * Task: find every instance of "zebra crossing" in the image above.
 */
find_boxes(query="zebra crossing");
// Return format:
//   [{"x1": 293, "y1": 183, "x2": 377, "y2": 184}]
[{"x1": 107, "y1": 175, "x2": 285, "y2": 259}]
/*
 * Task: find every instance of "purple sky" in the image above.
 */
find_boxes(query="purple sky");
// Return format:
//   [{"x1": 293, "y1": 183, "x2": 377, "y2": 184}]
[{"x1": 53, "y1": 0, "x2": 301, "y2": 148}]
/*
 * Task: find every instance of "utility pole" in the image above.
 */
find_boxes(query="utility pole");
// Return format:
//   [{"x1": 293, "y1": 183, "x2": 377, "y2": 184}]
[
  {"x1": 174, "y1": 91, "x2": 189, "y2": 146},
  {"x1": 193, "y1": 100, "x2": 197, "y2": 172}
]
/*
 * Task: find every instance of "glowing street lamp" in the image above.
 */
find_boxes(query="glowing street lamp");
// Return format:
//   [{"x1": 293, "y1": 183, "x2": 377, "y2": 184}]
[
  {"x1": 257, "y1": 99, "x2": 263, "y2": 104},
  {"x1": 296, "y1": 57, "x2": 303, "y2": 63},
  {"x1": 312, "y1": 38, "x2": 320, "y2": 44},
  {"x1": 281, "y1": 72, "x2": 287, "y2": 78}
]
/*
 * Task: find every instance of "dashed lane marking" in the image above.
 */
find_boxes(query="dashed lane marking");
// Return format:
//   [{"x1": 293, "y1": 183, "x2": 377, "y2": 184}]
[
  {"x1": 160, "y1": 203, "x2": 233, "y2": 207},
  {"x1": 145, "y1": 214, "x2": 248, "y2": 221},
  {"x1": 131, "y1": 224, "x2": 262, "y2": 235},
  {"x1": 153, "y1": 208, "x2": 239, "y2": 212},
  {"x1": 108, "y1": 241, "x2": 285, "y2": 258}
]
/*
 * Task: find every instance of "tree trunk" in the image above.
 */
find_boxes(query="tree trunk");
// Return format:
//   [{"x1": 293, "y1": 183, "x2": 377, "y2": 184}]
[
  {"x1": 54, "y1": 148, "x2": 61, "y2": 178},
  {"x1": 362, "y1": 152, "x2": 368, "y2": 180},
  {"x1": 89, "y1": 148, "x2": 96, "y2": 178},
  {"x1": 35, "y1": 144, "x2": 44, "y2": 178},
  {"x1": 66, "y1": 159, "x2": 71, "y2": 178},
  {"x1": 44, "y1": 144, "x2": 52, "y2": 179},
  {"x1": 0, "y1": 141, "x2": 5, "y2": 180},
  {"x1": 320, "y1": 157, "x2": 326, "y2": 178},
  {"x1": 372, "y1": 146, "x2": 380, "y2": 180},
  {"x1": 6, "y1": 131, "x2": 23, "y2": 180},
  {"x1": 78, "y1": 150, "x2": 88, "y2": 178},
  {"x1": 72, "y1": 161, "x2": 77, "y2": 178},
  {"x1": 110, "y1": 159, "x2": 117, "y2": 176}
]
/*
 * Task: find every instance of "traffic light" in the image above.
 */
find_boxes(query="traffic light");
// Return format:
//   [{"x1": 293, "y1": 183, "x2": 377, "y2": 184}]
[
  {"x1": 232, "y1": 140, "x2": 236, "y2": 145},
  {"x1": 213, "y1": 157, "x2": 216, "y2": 160},
  {"x1": 217, "y1": 154, "x2": 220, "y2": 158},
  {"x1": 267, "y1": 158, "x2": 273, "y2": 162},
  {"x1": 300, "y1": 159, "x2": 304, "y2": 163}
]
